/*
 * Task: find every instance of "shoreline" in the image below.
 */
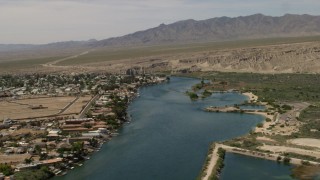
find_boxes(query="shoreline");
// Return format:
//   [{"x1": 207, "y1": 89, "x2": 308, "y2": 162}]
[
  {"x1": 53, "y1": 78, "x2": 168, "y2": 178},
  {"x1": 202, "y1": 143, "x2": 320, "y2": 180},
  {"x1": 200, "y1": 91, "x2": 320, "y2": 180},
  {"x1": 242, "y1": 92, "x2": 258, "y2": 102}
]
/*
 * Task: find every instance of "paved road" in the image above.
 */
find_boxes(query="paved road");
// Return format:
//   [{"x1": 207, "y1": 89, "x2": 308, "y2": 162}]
[
  {"x1": 57, "y1": 96, "x2": 80, "y2": 114},
  {"x1": 79, "y1": 94, "x2": 100, "y2": 118}
]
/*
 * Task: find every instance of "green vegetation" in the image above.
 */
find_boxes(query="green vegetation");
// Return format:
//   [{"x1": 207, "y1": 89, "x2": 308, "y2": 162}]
[
  {"x1": 224, "y1": 137, "x2": 263, "y2": 151},
  {"x1": 186, "y1": 72, "x2": 320, "y2": 102},
  {"x1": 283, "y1": 156, "x2": 291, "y2": 165},
  {"x1": 256, "y1": 123, "x2": 264, "y2": 128},
  {"x1": 0, "y1": 163, "x2": 13, "y2": 176},
  {"x1": 265, "y1": 118, "x2": 272, "y2": 122},
  {"x1": 202, "y1": 90, "x2": 213, "y2": 98},
  {"x1": 24, "y1": 158, "x2": 34, "y2": 164},
  {"x1": 190, "y1": 71, "x2": 320, "y2": 178},
  {"x1": 293, "y1": 104, "x2": 320, "y2": 138},
  {"x1": 192, "y1": 83, "x2": 204, "y2": 91},
  {"x1": 186, "y1": 91, "x2": 199, "y2": 100},
  {"x1": 209, "y1": 148, "x2": 226, "y2": 180},
  {"x1": 197, "y1": 143, "x2": 216, "y2": 179},
  {"x1": 301, "y1": 160, "x2": 311, "y2": 166},
  {"x1": 276, "y1": 156, "x2": 282, "y2": 163},
  {"x1": 14, "y1": 166, "x2": 54, "y2": 180},
  {"x1": 282, "y1": 152, "x2": 320, "y2": 163}
]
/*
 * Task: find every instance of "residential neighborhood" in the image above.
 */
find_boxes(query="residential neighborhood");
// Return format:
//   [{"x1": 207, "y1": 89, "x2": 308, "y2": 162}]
[{"x1": 0, "y1": 72, "x2": 167, "y2": 179}]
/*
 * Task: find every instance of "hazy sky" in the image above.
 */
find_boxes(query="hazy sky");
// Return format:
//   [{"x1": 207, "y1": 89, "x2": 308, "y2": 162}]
[{"x1": 1, "y1": 0, "x2": 319, "y2": 44}]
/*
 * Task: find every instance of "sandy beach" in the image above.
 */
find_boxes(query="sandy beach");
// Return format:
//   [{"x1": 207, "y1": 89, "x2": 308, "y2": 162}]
[{"x1": 242, "y1": 92, "x2": 258, "y2": 102}]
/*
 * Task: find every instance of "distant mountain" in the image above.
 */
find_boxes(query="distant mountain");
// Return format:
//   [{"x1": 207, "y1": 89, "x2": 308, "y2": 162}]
[
  {"x1": 0, "y1": 44, "x2": 36, "y2": 52},
  {"x1": 0, "y1": 40, "x2": 97, "y2": 52},
  {"x1": 97, "y1": 14, "x2": 320, "y2": 47},
  {"x1": 1, "y1": 14, "x2": 320, "y2": 61},
  {"x1": 0, "y1": 40, "x2": 97, "y2": 61}
]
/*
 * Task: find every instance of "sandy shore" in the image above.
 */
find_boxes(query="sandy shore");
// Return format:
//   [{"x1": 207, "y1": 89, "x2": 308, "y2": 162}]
[
  {"x1": 203, "y1": 143, "x2": 320, "y2": 177},
  {"x1": 202, "y1": 144, "x2": 221, "y2": 180},
  {"x1": 243, "y1": 92, "x2": 258, "y2": 102},
  {"x1": 202, "y1": 91, "x2": 320, "y2": 179}
]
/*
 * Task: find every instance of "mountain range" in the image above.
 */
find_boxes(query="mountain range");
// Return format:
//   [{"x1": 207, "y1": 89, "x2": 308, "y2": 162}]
[
  {"x1": 97, "y1": 13, "x2": 320, "y2": 46},
  {"x1": 1, "y1": 13, "x2": 320, "y2": 60}
]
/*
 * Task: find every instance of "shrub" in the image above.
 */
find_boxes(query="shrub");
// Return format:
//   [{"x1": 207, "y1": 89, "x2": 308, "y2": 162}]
[
  {"x1": 257, "y1": 123, "x2": 264, "y2": 128},
  {"x1": 301, "y1": 160, "x2": 311, "y2": 166},
  {"x1": 0, "y1": 163, "x2": 13, "y2": 176},
  {"x1": 276, "y1": 156, "x2": 282, "y2": 163},
  {"x1": 283, "y1": 157, "x2": 291, "y2": 165}
]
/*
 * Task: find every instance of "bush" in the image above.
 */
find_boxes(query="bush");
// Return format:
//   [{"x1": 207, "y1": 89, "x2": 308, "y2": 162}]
[
  {"x1": 283, "y1": 157, "x2": 291, "y2": 165},
  {"x1": 186, "y1": 91, "x2": 199, "y2": 100},
  {"x1": 257, "y1": 123, "x2": 264, "y2": 128},
  {"x1": 282, "y1": 104, "x2": 292, "y2": 110},
  {"x1": 265, "y1": 118, "x2": 272, "y2": 122},
  {"x1": 14, "y1": 167, "x2": 54, "y2": 180},
  {"x1": 0, "y1": 163, "x2": 13, "y2": 176},
  {"x1": 276, "y1": 156, "x2": 282, "y2": 163},
  {"x1": 202, "y1": 90, "x2": 212, "y2": 98},
  {"x1": 301, "y1": 160, "x2": 311, "y2": 166}
]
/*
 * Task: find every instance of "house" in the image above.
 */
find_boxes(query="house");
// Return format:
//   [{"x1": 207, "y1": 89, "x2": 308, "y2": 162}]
[
  {"x1": 82, "y1": 132, "x2": 101, "y2": 138},
  {"x1": 3, "y1": 118, "x2": 13, "y2": 125},
  {"x1": 5, "y1": 149, "x2": 14, "y2": 154},
  {"x1": 16, "y1": 147, "x2": 26, "y2": 154},
  {"x1": 40, "y1": 158, "x2": 63, "y2": 166},
  {"x1": 9, "y1": 125, "x2": 21, "y2": 131},
  {"x1": 68, "y1": 137, "x2": 92, "y2": 144},
  {"x1": 65, "y1": 118, "x2": 93, "y2": 125},
  {"x1": 15, "y1": 163, "x2": 40, "y2": 171}
]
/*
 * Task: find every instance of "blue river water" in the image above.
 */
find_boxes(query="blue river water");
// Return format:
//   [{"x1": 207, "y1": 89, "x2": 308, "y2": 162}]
[
  {"x1": 220, "y1": 153, "x2": 295, "y2": 180},
  {"x1": 56, "y1": 77, "x2": 292, "y2": 180}
]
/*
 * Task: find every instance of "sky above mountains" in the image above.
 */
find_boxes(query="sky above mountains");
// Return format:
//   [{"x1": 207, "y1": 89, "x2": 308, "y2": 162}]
[{"x1": 1, "y1": 0, "x2": 320, "y2": 44}]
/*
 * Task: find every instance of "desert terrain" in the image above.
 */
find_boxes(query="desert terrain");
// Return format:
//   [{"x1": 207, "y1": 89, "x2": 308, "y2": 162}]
[
  {"x1": 0, "y1": 36, "x2": 320, "y2": 75},
  {"x1": 0, "y1": 96, "x2": 91, "y2": 120}
]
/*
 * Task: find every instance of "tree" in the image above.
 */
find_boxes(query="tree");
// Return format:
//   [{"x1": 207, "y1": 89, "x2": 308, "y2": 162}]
[
  {"x1": 24, "y1": 158, "x2": 33, "y2": 164},
  {"x1": 34, "y1": 145, "x2": 42, "y2": 155},
  {"x1": 283, "y1": 157, "x2": 291, "y2": 165},
  {"x1": 256, "y1": 123, "x2": 264, "y2": 128},
  {"x1": 83, "y1": 123, "x2": 92, "y2": 129},
  {"x1": 89, "y1": 138, "x2": 99, "y2": 148},
  {"x1": 276, "y1": 156, "x2": 282, "y2": 163},
  {"x1": 86, "y1": 111, "x2": 93, "y2": 118},
  {"x1": 72, "y1": 142, "x2": 84, "y2": 155},
  {"x1": 0, "y1": 163, "x2": 13, "y2": 176}
]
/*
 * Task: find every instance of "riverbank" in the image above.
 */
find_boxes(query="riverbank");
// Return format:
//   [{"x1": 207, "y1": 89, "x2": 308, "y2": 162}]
[
  {"x1": 201, "y1": 143, "x2": 320, "y2": 180},
  {"x1": 242, "y1": 92, "x2": 258, "y2": 102},
  {"x1": 54, "y1": 77, "x2": 168, "y2": 177},
  {"x1": 201, "y1": 144, "x2": 223, "y2": 180},
  {"x1": 54, "y1": 76, "x2": 266, "y2": 180},
  {"x1": 200, "y1": 90, "x2": 320, "y2": 179}
]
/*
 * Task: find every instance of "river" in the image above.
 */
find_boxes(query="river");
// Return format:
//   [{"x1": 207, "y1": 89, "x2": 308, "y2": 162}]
[{"x1": 56, "y1": 77, "x2": 291, "y2": 180}]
